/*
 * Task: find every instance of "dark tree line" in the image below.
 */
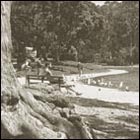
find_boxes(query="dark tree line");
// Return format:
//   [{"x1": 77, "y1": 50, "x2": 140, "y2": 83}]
[{"x1": 11, "y1": 1, "x2": 139, "y2": 65}]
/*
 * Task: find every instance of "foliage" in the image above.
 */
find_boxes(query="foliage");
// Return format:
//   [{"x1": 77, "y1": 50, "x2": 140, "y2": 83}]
[
  {"x1": 11, "y1": 1, "x2": 139, "y2": 65},
  {"x1": 100, "y1": 1, "x2": 139, "y2": 65}
]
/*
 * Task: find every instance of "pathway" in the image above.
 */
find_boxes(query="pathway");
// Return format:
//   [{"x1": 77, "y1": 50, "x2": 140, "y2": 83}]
[{"x1": 64, "y1": 69, "x2": 139, "y2": 105}]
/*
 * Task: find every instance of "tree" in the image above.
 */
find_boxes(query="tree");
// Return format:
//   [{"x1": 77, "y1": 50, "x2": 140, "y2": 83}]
[
  {"x1": 121, "y1": 1, "x2": 139, "y2": 66},
  {"x1": 99, "y1": 1, "x2": 139, "y2": 65},
  {"x1": 1, "y1": 1, "x2": 94, "y2": 139},
  {"x1": 11, "y1": 1, "x2": 104, "y2": 63},
  {"x1": 11, "y1": 1, "x2": 139, "y2": 65}
]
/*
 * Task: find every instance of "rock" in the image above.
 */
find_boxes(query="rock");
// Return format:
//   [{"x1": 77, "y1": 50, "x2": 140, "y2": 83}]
[
  {"x1": 59, "y1": 108, "x2": 69, "y2": 118},
  {"x1": 92, "y1": 80, "x2": 96, "y2": 85},
  {"x1": 68, "y1": 115, "x2": 82, "y2": 122},
  {"x1": 87, "y1": 78, "x2": 91, "y2": 85},
  {"x1": 60, "y1": 88, "x2": 67, "y2": 94},
  {"x1": 125, "y1": 86, "x2": 129, "y2": 92},
  {"x1": 104, "y1": 83, "x2": 108, "y2": 86},
  {"x1": 57, "y1": 132, "x2": 67, "y2": 139},
  {"x1": 119, "y1": 81, "x2": 123, "y2": 88},
  {"x1": 76, "y1": 92, "x2": 82, "y2": 96}
]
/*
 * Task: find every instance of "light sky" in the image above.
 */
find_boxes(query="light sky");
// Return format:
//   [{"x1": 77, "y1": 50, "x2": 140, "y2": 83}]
[
  {"x1": 91, "y1": 1, "x2": 122, "y2": 6},
  {"x1": 91, "y1": 1, "x2": 106, "y2": 6}
]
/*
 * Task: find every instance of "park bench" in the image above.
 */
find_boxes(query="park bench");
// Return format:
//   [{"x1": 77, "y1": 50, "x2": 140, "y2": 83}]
[
  {"x1": 26, "y1": 74, "x2": 64, "y2": 89},
  {"x1": 51, "y1": 66, "x2": 64, "y2": 71},
  {"x1": 26, "y1": 74, "x2": 75, "y2": 93}
]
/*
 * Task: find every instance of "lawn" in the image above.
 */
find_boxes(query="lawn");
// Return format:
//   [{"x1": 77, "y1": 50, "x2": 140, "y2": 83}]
[
  {"x1": 54, "y1": 61, "x2": 109, "y2": 75},
  {"x1": 92, "y1": 67, "x2": 139, "y2": 92},
  {"x1": 16, "y1": 61, "x2": 139, "y2": 91},
  {"x1": 16, "y1": 61, "x2": 108, "y2": 77}
]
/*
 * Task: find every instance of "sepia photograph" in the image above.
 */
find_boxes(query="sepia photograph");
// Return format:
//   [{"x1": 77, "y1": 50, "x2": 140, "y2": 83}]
[{"x1": 1, "y1": 1, "x2": 139, "y2": 139}]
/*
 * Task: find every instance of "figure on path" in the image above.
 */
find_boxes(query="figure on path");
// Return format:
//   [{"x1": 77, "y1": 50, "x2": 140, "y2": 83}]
[{"x1": 77, "y1": 62, "x2": 83, "y2": 76}]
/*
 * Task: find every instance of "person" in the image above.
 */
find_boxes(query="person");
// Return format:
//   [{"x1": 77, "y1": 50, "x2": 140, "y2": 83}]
[
  {"x1": 77, "y1": 62, "x2": 83, "y2": 76},
  {"x1": 39, "y1": 63, "x2": 53, "y2": 83},
  {"x1": 34, "y1": 57, "x2": 44, "y2": 75},
  {"x1": 45, "y1": 63, "x2": 52, "y2": 77},
  {"x1": 49, "y1": 62, "x2": 52, "y2": 69},
  {"x1": 21, "y1": 59, "x2": 31, "y2": 72}
]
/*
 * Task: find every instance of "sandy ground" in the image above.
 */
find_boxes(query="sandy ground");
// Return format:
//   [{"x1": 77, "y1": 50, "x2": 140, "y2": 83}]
[
  {"x1": 74, "y1": 104, "x2": 139, "y2": 139},
  {"x1": 70, "y1": 83, "x2": 139, "y2": 105},
  {"x1": 18, "y1": 69, "x2": 139, "y2": 105},
  {"x1": 65, "y1": 69, "x2": 139, "y2": 105}
]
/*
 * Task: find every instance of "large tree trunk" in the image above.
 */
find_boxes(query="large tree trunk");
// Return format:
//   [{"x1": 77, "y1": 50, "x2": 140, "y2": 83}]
[{"x1": 1, "y1": 1, "x2": 93, "y2": 139}]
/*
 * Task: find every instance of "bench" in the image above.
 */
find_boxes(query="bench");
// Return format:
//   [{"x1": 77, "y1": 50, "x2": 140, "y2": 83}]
[
  {"x1": 51, "y1": 66, "x2": 64, "y2": 71},
  {"x1": 49, "y1": 75, "x2": 64, "y2": 88},
  {"x1": 26, "y1": 74, "x2": 64, "y2": 89},
  {"x1": 26, "y1": 75, "x2": 47, "y2": 85}
]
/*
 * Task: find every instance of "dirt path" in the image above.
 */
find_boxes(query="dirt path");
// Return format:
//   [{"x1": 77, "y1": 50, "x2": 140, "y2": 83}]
[
  {"x1": 65, "y1": 69, "x2": 139, "y2": 105},
  {"x1": 74, "y1": 104, "x2": 139, "y2": 139},
  {"x1": 65, "y1": 69, "x2": 128, "y2": 81}
]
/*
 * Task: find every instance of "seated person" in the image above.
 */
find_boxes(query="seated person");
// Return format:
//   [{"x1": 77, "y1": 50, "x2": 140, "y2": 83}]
[
  {"x1": 21, "y1": 59, "x2": 31, "y2": 71},
  {"x1": 45, "y1": 63, "x2": 53, "y2": 77},
  {"x1": 49, "y1": 62, "x2": 52, "y2": 69},
  {"x1": 38, "y1": 63, "x2": 53, "y2": 82}
]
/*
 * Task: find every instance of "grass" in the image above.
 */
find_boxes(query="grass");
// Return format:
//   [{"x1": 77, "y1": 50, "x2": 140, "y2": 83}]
[
  {"x1": 92, "y1": 67, "x2": 139, "y2": 91},
  {"x1": 17, "y1": 61, "x2": 139, "y2": 92},
  {"x1": 16, "y1": 61, "x2": 109, "y2": 77},
  {"x1": 59, "y1": 62, "x2": 139, "y2": 92},
  {"x1": 80, "y1": 65, "x2": 139, "y2": 92},
  {"x1": 54, "y1": 61, "x2": 109, "y2": 75}
]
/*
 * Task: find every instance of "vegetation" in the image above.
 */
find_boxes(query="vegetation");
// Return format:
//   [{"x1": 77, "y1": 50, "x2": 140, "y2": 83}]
[
  {"x1": 98, "y1": 67, "x2": 139, "y2": 91},
  {"x1": 11, "y1": 1, "x2": 139, "y2": 66},
  {"x1": 1, "y1": 1, "x2": 94, "y2": 139},
  {"x1": 85, "y1": 66, "x2": 138, "y2": 91},
  {"x1": 1, "y1": 1, "x2": 139, "y2": 139}
]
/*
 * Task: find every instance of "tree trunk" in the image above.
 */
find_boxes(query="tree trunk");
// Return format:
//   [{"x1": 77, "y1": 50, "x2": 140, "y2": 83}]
[
  {"x1": 56, "y1": 45, "x2": 60, "y2": 63},
  {"x1": 1, "y1": 1, "x2": 94, "y2": 139},
  {"x1": 56, "y1": 54, "x2": 60, "y2": 63}
]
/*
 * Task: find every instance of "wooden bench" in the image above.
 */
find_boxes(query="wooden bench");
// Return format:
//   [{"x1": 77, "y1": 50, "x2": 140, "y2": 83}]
[
  {"x1": 26, "y1": 75, "x2": 46, "y2": 85},
  {"x1": 26, "y1": 74, "x2": 64, "y2": 89},
  {"x1": 49, "y1": 75, "x2": 64, "y2": 88},
  {"x1": 51, "y1": 66, "x2": 64, "y2": 71}
]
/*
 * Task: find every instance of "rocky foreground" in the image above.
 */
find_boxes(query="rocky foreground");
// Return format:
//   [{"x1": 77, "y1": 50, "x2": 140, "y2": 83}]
[
  {"x1": 23, "y1": 83, "x2": 139, "y2": 139},
  {"x1": 14, "y1": 69, "x2": 139, "y2": 139}
]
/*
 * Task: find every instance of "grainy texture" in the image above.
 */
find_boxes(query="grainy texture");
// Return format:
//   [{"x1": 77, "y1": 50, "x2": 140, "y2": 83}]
[{"x1": 1, "y1": 1, "x2": 94, "y2": 139}]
